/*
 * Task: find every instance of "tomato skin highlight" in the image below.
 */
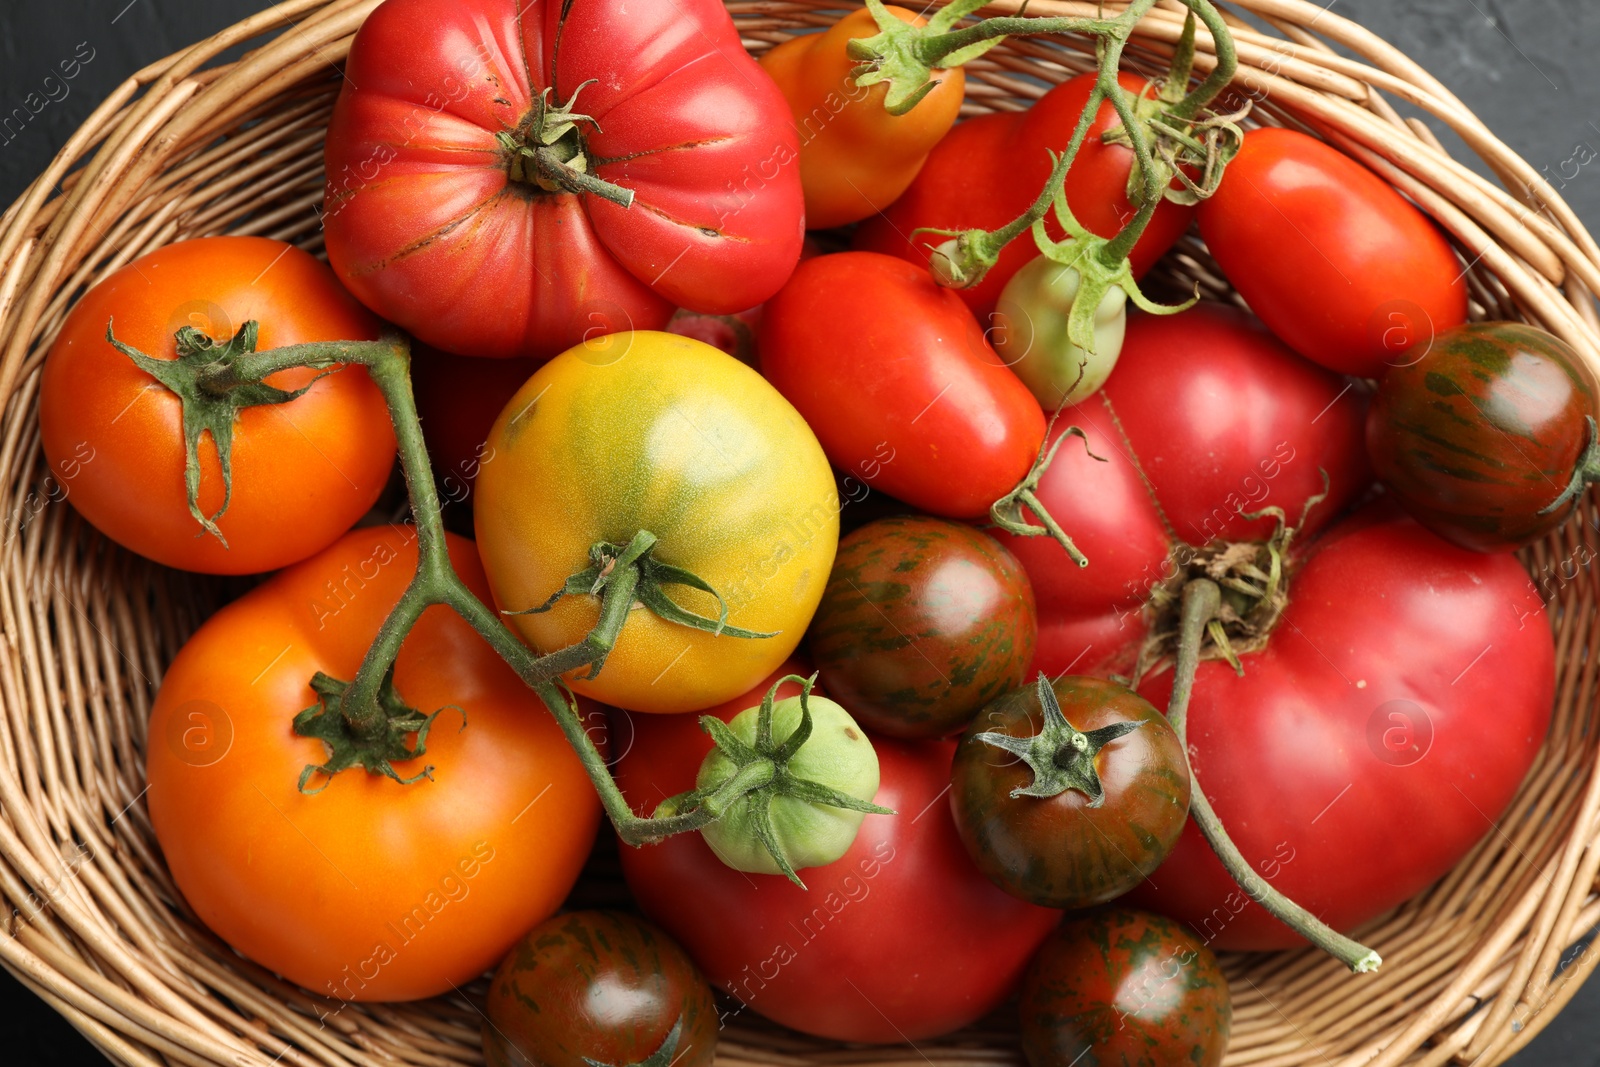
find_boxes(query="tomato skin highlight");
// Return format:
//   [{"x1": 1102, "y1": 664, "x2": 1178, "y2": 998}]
[
  {"x1": 1197, "y1": 126, "x2": 1468, "y2": 378},
  {"x1": 951, "y1": 677, "x2": 1189, "y2": 910},
  {"x1": 760, "y1": 6, "x2": 965, "y2": 229},
  {"x1": 1019, "y1": 909, "x2": 1230, "y2": 1067},
  {"x1": 475, "y1": 331, "x2": 838, "y2": 714},
  {"x1": 39, "y1": 237, "x2": 395, "y2": 575},
  {"x1": 809, "y1": 516, "x2": 1037, "y2": 739},
  {"x1": 483, "y1": 911, "x2": 717, "y2": 1067},
  {"x1": 1367, "y1": 321, "x2": 1600, "y2": 552},
  {"x1": 1129, "y1": 506, "x2": 1555, "y2": 948},
  {"x1": 614, "y1": 668, "x2": 1059, "y2": 1043},
  {"x1": 759, "y1": 252, "x2": 1047, "y2": 518},
  {"x1": 324, "y1": 0, "x2": 804, "y2": 361},
  {"x1": 854, "y1": 71, "x2": 1195, "y2": 320},
  {"x1": 147, "y1": 527, "x2": 600, "y2": 1001}
]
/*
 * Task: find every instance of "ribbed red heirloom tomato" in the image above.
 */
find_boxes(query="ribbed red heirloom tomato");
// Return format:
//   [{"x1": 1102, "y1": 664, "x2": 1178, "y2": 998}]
[
  {"x1": 1197, "y1": 127, "x2": 1468, "y2": 378},
  {"x1": 324, "y1": 0, "x2": 804, "y2": 361},
  {"x1": 613, "y1": 664, "x2": 1060, "y2": 1043},
  {"x1": 854, "y1": 71, "x2": 1195, "y2": 320}
]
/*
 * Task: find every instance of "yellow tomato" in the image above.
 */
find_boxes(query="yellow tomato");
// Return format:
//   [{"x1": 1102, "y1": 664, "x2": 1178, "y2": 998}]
[
  {"x1": 761, "y1": 6, "x2": 966, "y2": 230},
  {"x1": 474, "y1": 331, "x2": 839, "y2": 714}
]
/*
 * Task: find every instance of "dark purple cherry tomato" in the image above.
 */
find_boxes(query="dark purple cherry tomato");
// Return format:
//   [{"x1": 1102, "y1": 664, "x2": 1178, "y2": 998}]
[
  {"x1": 1368, "y1": 321, "x2": 1600, "y2": 552},
  {"x1": 809, "y1": 516, "x2": 1036, "y2": 738},
  {"x1": 951, "y1": 676, "x2": 1188, "y2": 909},
  {"x1": 482, "y1": 910, "x2": 717, "y2": 1067},
  {"x1": 1020, "y1": 909, "x2": 1230, "y2": 1067}
]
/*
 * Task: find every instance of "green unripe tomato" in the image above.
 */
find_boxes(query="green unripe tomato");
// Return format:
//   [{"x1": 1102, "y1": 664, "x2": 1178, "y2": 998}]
[
  {"x1": 696, "y1": 695, "x2": 881, "y2": 876},
  {"x1": 994, "y1": 254, "x2": 1127, "y2": 410}
]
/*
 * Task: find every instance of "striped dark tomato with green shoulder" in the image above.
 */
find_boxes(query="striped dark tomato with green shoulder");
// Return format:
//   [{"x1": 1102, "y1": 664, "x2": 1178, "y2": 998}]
[
  {"x1": 1019, "y1": 909, "x2": 1230, "y2": 1067},
  {"x1": 482, "y1": 910, "x2": 717, "y2": 1067},
  {"x1": 950, "y1": 675, "x2": 1189, "y2": 910},
  {"x1": 806, "y1": 515, "x2": 1036, "y2": 739},
  {"x1": 1367, "y1": 321, "x2": 1600, "y2": 552}
]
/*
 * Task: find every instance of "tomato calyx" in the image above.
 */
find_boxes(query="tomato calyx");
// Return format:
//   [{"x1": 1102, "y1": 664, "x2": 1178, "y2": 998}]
[
  {"x1": 105, "y1": 319, "x2": 340, "y2": 544},
  {"x1": 845, "y1": 0, "x2": 1011, "y2": 115},
  {"x1": 495, "y1": 80, "x2": 635, "y2": 209},
  {"x1": 1166, "y1": 579, "x2": 1383, "y2": 973},
  {"x1": 1539, "y1": 414, "x2": 1600, "y2": 517},
  {"x1": 1135, "y1": 473, "x2": 1329, "y2": 683},
  {"x1": 658, "y1": 674, "x2": 893, "y2": 887},
  {"x1": 291, "y1": 668, "x2": 459, "y2": 792},
  {"x1": 507, "y1": 530, "x2": 779, "y2": 682},
  {"x1": 973, "y1": 674, "x2": 1144, "y2": 803}
]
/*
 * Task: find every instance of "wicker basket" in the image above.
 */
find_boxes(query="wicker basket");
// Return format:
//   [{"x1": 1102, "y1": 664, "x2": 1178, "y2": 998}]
[{"x1": 0, "y1": 1, "x2": 1597, "y2": 1064}]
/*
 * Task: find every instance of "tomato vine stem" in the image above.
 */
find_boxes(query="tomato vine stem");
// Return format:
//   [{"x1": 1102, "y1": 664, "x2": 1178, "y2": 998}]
[
  {"x1": 194, "y1": 332, "x2": 757, "y2": 847},
  {"x1": 914, "y1": 0, "x2": 1240, "y2": 291},
  {"x1": 1167, "y1": 578, "x2": 1383, "y2": 974}
]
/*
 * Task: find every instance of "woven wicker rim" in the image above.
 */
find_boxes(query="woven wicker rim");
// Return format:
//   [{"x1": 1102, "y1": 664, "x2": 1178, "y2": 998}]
[{"x1": 0, "y1": 1, "x2": 1595, "y2": 1065}]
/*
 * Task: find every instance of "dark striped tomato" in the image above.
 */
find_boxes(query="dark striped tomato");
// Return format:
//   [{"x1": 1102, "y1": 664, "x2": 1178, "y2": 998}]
[
  {"x1": 1367, "y1": 321, "x2": 1599, "y2": 552},
  {"x1": 950, "y1": 676, "x2": 1188, "y2": 909},
  {"x1": 1019, "y1": 909, "x2": 1230, "y2": 1067},
  {"x1": 808, "y1": 517, "x2": 1036, "y2": 739},
  {"x1": 483, "y1": 910, "x2": 716, "y2": 1067}
]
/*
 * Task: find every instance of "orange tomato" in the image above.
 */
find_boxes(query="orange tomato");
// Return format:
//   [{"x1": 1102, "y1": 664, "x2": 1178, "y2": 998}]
[
  {"x1": 760, "y1": 6, "x2": 965, "y2": 229},
  {"x1": 146, "y1": 526, "x2": 599, "y2": 1001},
  {"x1": 39, "y1": 237, "x2": 395, "y2": 574}
]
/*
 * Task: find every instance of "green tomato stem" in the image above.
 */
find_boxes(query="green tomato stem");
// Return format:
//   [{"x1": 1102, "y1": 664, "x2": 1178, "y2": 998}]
[
  {"x1": 911, "y1": 13, "x2": 1132, "y2": 71},
  {"x1": 199, "y1": 334, "x2": 742, "y2": 847},
  {"x1": 1096, "y1": 166, "x2": 1166, "y2": 268},
  {"x1": 1163, "y1": 1, "x2": 1239, "y2": 123},
  {"x1": 1167, "y1": 579, "x2": 1382, "y2": 974},
  {"x1": 917, "y1": 0, "x2": 1239, "y2": 289}
]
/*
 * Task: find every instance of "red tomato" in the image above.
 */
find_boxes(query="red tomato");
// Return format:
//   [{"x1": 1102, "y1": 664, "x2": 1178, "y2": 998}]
[
  {"x1": 613, "y1": 664, "x2": 1059, "y2": 1043},
  {"x1": 1129, "y1": 506, "x2": 1553, "y2": 947},
  {"x1": 997, "y1": 303, "x2": 1371, "y2": 678},
  {"x1": 993, "y1": 303, "x2": 1553, "y2": 947},
  {"x1": 39, "y1": 237, "x2": 395, "y2": 575},
  {"x1": 854, "y1": 72, "x2": 1195, "y2": 321},
  {"x1": 324, "y1": 0, "x2": 804, "y2": 361},
  {"x1": 410, "y1": 344, "x2": 536, "y2": 505},
  {"x1": 1197, "y1": 127, "x2": 1468, "y2": 378},
  {"x1": 758, "y1": 252, "x2": 1046, "y2": 519}
]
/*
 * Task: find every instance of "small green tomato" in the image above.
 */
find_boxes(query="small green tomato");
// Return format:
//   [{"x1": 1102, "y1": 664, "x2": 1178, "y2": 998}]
[
  {"x1": 696, "y1": 691, "x2": 883, "y2": 879},
  {"x1": 994, "y1": 254, "x2": 1127, "y2": 411}
]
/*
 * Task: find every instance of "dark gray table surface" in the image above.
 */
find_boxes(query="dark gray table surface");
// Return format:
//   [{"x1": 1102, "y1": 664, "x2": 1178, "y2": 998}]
[{"x1": 1, "y1": 0, "x2": 1597, "y2": 1063}]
